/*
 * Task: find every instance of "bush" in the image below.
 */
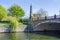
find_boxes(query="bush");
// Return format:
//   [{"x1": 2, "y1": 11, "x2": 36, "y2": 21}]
[{"x1": 10, "y1": 17, "x2": 19, "y2": 32}]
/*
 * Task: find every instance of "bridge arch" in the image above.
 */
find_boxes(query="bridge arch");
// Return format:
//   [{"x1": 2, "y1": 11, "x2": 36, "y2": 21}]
[{"x1": 33, "y1": 20, "x2": 60, "y2": 31}]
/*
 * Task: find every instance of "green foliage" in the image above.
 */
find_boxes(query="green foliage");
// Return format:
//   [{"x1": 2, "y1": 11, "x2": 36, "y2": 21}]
[
  {"x1": 10, "y1": 17, "x2": 19, "y2": 31},
  {"x1": 8, "y1": 4, "x2": 25, "y2": 20},
  {"x1": 0, "y1": 5, "x2": 7, "y2": 21},
  {"x1": 20, "y1": 18, "x2": 29, "y2": 25}
]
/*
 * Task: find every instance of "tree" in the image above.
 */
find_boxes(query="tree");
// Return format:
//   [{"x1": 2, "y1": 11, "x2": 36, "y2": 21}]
[
  {"x1": 10, "y1": 17, "x2": 19, "y2": 32},
  {"x1": 37, "y1": 8, "x2": 48, "y2": 17},
  {"x1": 8, "y1": 4, "x2": 25, "y2": 20},
  {"x1": 0, "y1": 5, "x2": 7, "y2": 21}
]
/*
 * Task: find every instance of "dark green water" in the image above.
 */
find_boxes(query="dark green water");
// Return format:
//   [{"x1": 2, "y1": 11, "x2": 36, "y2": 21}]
[{"x1": 0, "y1": 32, "x2": 60, "y2": 40}]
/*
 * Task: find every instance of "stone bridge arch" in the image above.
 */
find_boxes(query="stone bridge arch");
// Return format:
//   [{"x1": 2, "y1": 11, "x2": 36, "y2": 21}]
[{"x1": 32, "y1": 20, "x2": 60, "y2": 31}]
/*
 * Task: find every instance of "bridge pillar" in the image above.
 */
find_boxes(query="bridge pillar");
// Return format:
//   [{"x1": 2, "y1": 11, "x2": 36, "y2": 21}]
[{"x1": 54, "y1": 14, "x2": 56, "y2": 19}]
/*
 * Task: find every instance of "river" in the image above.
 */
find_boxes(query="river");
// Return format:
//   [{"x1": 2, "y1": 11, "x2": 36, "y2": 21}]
[{"x1": 0, "y1": 32, "x2": 60, "y2": 40}]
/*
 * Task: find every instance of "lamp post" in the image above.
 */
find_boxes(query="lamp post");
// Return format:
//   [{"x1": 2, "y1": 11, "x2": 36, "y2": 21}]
[
  {"x1": 30, "y1": 4, "x2": 32, "y2": 22},
  {"x1": 28, "y1": 4, "x2": 33, "y2": 32},
  {"x1": 29, "y1": 4, "x2": 32, "y2": 25}
]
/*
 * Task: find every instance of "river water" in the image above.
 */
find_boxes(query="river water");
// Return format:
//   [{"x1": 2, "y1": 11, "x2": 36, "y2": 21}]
[{"x1": 0, "y1": 32, "x2": 60, "y2": 40}]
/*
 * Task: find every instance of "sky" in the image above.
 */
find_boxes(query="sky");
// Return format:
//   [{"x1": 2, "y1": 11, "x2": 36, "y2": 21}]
[{"x1": 0, "y1": 0, "x2": 60, "y2": 18}]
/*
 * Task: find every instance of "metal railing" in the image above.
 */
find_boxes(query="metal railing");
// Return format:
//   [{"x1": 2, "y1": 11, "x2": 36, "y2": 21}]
[
  {"x1": 32, "y1": 15, "x2": 60, "y2": 22},
  {"x1": 32, "y1": 15, "x2": 60, "y2": 29}
]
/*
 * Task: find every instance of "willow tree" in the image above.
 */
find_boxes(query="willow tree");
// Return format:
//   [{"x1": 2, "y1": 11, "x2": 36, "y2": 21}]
[
  {"x1": 0, "y1": 5, "x2": 7, "y2": 21},
  {"x1": 10, "y1": 17, "x2": 19, "y2": 32},
  {"x1": 8, "y1": 4, "x2": 25, "y2": 20}
]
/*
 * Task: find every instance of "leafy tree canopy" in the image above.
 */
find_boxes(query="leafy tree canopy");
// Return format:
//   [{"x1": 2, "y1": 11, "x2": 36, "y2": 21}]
[{"x1": 8, "y1": 4, "x2": 25, "y2": 20}]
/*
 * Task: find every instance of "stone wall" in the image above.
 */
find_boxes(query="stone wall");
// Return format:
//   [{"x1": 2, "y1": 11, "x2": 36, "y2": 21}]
[
  {"x1": 33, "y1": 23, "x2": 60, "y2": 31},
  {"x1": 0, "y1": 25, "x2": 27, "y2": 32}
]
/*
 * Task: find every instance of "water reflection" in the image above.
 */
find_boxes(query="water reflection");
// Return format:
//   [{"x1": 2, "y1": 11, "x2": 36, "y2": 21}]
[
  {"x1": 0, "y1": 33, "x2": 37, "y2": 40},
  {"x1": 9, "y1": 33, "x2": 18, "y2": 40},
  {"x1": 0, "y1": 32, "x2": 60, "y2": 40},
  {"x1": 5, "y1": 32, "x2": 28, "y2": 40},
  {"x1": 25, "y1": 32, "x2": 60, "y2": 40}
]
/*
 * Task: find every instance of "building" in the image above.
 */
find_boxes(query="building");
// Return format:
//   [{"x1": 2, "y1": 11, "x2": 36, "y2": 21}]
[{"x1": 32, "y1": 14, "x2": 43, "y2": 20}]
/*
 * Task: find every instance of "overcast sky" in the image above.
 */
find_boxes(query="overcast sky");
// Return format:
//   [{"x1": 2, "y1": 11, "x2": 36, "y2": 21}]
[{"x1": 0, "y1": 0, "x2": 60, "y2": 18}]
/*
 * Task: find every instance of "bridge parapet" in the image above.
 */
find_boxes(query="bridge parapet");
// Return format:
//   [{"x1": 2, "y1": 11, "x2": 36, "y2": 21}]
[
  {"x1": 32, "y1": 19, "x2": 60, "y2": 25},
  {"x1": 33, "y1": 15, "x2": 60, "y2": 21}
]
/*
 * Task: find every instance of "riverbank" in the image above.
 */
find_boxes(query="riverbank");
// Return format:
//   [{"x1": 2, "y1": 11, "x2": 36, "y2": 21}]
[{"x1": 0, "y1": 24, "x2": 27, "y2": 32}]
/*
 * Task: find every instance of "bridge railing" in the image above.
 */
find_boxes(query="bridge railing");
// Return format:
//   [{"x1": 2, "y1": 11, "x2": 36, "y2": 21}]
[{"x1": 32, "y1": 15, "x2": 60, "y2": 22}]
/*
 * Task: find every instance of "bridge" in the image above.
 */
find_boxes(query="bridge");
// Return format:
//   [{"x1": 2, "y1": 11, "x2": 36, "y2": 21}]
[
  {"x1": 28, "y1": 5, "x2": 60, "y2": 32},
  {"x1": 31, "y1": 15, "x2": 60, "y2": 31}
]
